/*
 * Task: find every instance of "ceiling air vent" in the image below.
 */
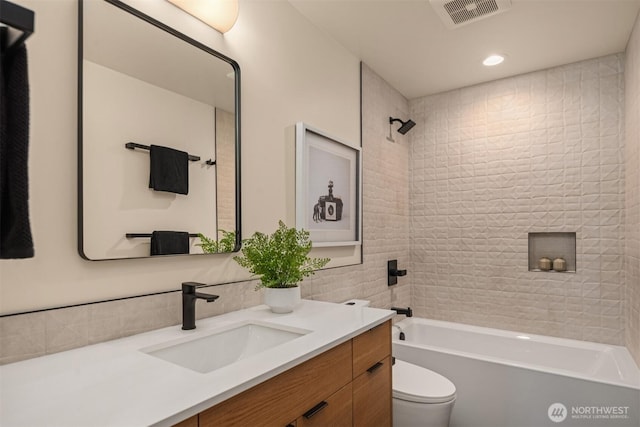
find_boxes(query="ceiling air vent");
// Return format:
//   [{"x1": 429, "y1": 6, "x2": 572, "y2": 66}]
[{"x1": 430, "y1": 0, "x2": 512, "y2": 29}]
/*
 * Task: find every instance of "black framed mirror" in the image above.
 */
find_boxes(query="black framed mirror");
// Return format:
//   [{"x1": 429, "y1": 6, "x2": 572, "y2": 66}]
[{"x1": 78, "y1": 0, "x2": 241, "y2": 260}]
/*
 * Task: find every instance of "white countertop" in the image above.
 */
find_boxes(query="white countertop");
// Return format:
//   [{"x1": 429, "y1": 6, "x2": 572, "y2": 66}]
[{"x1": 0, "y1": 300, "x2": 393, "y2": 427}]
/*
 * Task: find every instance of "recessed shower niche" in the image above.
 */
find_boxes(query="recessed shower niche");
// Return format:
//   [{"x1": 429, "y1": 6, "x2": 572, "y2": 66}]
[{"x1": 528, "y1": 232, "x2": 577, "y2": 273}]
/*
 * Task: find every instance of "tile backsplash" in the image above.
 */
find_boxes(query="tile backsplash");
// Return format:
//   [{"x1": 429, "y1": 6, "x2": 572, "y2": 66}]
[
  {"x1": 410, "y1": 54, "x2": 626, "y2": 345},
  {"x1": 0, "y1": 282, "x2": 261, "y2": 365}
]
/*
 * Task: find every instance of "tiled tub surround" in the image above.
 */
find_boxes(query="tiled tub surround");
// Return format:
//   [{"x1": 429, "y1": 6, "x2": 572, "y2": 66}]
[
  {"x1": 410, "y1": 54, "x2": 626, "y2": 345},
  {"x1": 624, "y1": 10, "x2": 640, "y2": 365},
  {"x1": 0, "y1": 63, "x2": 411, "y2": 365},
  {"x1": 0, "y1": 300, "x2": 393, "y2": 427}
]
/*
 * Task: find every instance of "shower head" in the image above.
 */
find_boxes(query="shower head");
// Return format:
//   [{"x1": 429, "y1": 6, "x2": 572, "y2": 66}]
[{"x1": 389, "y1": 117, "x2": 416, "y2": 135}]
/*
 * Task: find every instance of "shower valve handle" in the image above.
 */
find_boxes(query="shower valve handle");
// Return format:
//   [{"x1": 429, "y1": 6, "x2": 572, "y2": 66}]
[{"x1": 388, "y1": 260, "x2": 407, "y2": 286}]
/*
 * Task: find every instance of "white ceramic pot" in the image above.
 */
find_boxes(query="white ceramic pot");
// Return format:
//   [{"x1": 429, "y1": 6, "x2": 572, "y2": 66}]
[{"x1": 263, "y1": 286, "x2": 301, "y2": 313}]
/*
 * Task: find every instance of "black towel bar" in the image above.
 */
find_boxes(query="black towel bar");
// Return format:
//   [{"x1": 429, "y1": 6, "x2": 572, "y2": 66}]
[
  {"x1": 0, "y1": 0, "x2": 34, "y2": 54},
  {"x1": 126, "y1": 233, "x2": 200, "y2": 238},
  {"x1": 125, "y1": 142, "x2": 201, "y2": 162}
]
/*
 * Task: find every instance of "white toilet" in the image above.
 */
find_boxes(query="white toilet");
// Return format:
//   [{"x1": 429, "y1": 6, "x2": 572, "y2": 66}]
[
  {"x1": 341, "y1": 299, "x2": 456, "y2": 426},
  {"x1": 393, "y1": 359, "x2": 457, "y2": 427}
]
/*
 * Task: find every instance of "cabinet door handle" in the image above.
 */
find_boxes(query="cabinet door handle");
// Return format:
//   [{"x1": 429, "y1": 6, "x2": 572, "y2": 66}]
[
  {"x1": 303, "y1": 401, "x2": 328, "y2": 419},
  {"x1": 367, "y1": 361, "x2": 384, "y2": 373}
]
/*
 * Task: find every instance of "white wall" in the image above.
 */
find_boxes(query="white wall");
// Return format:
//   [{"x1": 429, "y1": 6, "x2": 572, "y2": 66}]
[{"x1": 0, "y1": 0, "x2": 361, "y2": 314}]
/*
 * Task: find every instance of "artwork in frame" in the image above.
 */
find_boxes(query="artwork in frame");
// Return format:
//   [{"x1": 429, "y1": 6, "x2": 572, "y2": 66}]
[{"x1": 295, "y1": 122, "x2": 361, "y2": 247}]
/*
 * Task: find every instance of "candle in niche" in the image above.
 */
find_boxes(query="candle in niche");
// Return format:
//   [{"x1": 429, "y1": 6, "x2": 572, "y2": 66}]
[
  {"x1": 553, "y1": 257, "x2": 567, "y2": 272},
  {"x1": 538, "y1": 257, "x2": 552, "y2": 271}
]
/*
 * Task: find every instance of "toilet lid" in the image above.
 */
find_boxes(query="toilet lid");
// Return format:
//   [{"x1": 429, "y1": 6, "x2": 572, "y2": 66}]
[{"x1": 393, "y1": 360, "x2": 456, "y2": 404}]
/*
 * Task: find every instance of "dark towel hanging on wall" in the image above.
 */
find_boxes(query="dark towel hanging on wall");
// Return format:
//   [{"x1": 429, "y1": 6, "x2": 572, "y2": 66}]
[
  {"x1": 149, "y1": 145, "x2": 189, "y2": 195},
  {"x1": 150, "y1": 231, "x2": 190, "y2": 256},
  {"x1": 0, "y1": 43, "x2": 34, "y2": 259}
]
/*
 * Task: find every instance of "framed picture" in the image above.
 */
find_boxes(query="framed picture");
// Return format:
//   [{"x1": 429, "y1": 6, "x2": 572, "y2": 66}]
[{"x1": 296, "y1": 122, "x2": 361, "y2": 247}]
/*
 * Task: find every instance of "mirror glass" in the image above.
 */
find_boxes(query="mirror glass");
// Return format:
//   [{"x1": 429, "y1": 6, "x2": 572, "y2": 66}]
[{"x1": 79, "y1": 0, "x2": 240, "y2": 260}]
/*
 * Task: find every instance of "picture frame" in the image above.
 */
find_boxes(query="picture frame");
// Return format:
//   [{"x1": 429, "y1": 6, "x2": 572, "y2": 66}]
[{"x1": 295, "y1": 122, "x2": 361, "y2": 247}]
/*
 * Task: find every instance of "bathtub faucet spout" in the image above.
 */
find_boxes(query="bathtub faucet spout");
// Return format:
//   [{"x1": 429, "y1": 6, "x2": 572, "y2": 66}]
[
  {"x1": 391, "y1": 306, "x2": 413, "y2": 317},
  {"x1": 392, "y1": 325, "x2": 406, "y2": 340}
]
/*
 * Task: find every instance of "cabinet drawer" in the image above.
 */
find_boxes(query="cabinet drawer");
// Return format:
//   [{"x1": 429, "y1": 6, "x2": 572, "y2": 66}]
[
  {"x1": 297, "y1": 383, "x2": 352, "y2": 427},
  {"x1": 352, "y1": 320, "x2": 391, "y2": 377},
  {"x1": 199, "y1": 340, "x2": 352, "y2": 427},
  {"x1": 353, "y1": 355, "x2": 392, "y2": 427}
]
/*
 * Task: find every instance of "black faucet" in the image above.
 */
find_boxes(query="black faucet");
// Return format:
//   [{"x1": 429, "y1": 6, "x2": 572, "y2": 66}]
[
  {"x1": 391, "y1": 306, "x2": 413, "y2": 317},
  {"x1": 182, "y1": 282, "x2": 219, "y2": 330}
]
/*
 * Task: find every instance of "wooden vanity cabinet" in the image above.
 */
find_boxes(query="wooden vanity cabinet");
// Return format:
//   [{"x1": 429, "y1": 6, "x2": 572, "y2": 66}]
[
  {"x1": 352, "y1": 321, "x2": 392, "y2": 427},
  {"x1": 187, "y1": 320, "x2": 391, "y2": 427},
  {"x1": 296, "y1": 383, "x2": 353, "y2": 427},
  {"x1": 198, "y1": 340, "x2": 352, "y2": 427}
]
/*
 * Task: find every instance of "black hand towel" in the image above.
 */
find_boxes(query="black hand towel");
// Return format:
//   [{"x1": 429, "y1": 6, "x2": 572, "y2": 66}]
[
  {"x1": 0, "y1": 44, "x2": 34, "y2": 259},
  {"x1": 150, "y1": 231, "x2": 190, "y2": 256},
  {"x1": 148, "y1": 145, "x2": 189, "y2": 195}
]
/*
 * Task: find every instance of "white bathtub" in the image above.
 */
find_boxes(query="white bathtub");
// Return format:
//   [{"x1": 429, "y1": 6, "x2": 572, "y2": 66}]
[{"x1": 392, "y1": 318, "x2": 640, "y2": 427}]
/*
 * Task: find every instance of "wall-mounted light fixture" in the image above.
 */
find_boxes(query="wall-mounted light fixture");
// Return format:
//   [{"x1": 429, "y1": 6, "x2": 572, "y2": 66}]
[{"x1": 166, "y1": 0, "x2": 239, "y2": 33}]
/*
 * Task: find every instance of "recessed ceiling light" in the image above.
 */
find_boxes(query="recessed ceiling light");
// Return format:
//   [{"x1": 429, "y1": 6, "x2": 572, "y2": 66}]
[{"x1": 483, "y1": 54, "x2": 505, "y2": 66}]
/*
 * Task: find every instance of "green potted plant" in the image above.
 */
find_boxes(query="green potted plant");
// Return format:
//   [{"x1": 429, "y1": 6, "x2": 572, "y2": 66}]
[
  {"x1": 233, "y1": 220, "x2": 330, "y2": 313},
  {"x1": 197, "y1": 229, "x2": 236, "y2": 253}
]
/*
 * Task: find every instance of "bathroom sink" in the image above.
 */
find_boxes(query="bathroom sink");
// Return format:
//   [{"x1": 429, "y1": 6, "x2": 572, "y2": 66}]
[{"x1": 142, "y1": 321, "x2": 310, "y2": 373}]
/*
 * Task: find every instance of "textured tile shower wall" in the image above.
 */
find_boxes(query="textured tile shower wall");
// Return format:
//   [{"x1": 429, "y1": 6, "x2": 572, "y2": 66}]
[
  {"x1": 216, "y1": 109, "x2": 237, "y2": 233},
  {"x1": 409, "y1": 54, "x2": 626, "y2": 345},
  {"x1": 625, "y1": 12, "x2": 640, "y2": 365}
]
